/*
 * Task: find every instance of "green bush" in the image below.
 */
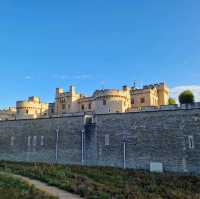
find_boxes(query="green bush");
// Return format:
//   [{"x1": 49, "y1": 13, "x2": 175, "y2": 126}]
[
  {"x1": 168, "y1": 98, "x2": 176, "y2": 105},
  {"x1": 98, "y1": 192, "x2": 110, "y2": 199},
  {"x1": 77, "y1": 185, "x2": 89, "y2": 197},
  {"x1": 179, "y1": 90, "x2": 194, "y2": 104}
]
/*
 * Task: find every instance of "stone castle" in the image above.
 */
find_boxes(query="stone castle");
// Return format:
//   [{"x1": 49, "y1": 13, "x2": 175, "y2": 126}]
[
  {"x1": 0, "y1": 82, "x2": 169, "y2": 120},
  {"x1": 0, "y1": 82, "x2": 200, "y2": 174},
  {"x1": 0, "y1": 104, "x2": 200, "y2": 173}
]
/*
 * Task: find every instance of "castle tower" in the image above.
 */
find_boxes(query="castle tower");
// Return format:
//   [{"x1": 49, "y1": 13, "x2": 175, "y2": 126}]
[
  {"x1": 69, "y1": 85, "x2": 76, "y2": 94},
  {"x1": 155, "y1": 83, "x2": 169, "y2": 106},
  {"x1": 56, "y1": 88, "x2": 64, "y2": 98}
]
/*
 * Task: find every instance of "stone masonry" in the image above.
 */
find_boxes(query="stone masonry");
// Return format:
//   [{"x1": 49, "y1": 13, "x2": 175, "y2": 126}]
[{"x1": 0, "y1": 108, "x2": 200, "y2": 173}]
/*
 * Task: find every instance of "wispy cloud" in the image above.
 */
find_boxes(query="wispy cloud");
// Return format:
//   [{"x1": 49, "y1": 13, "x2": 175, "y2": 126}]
[{"x1": 170, "y1": 85, "x2": 200, "y2": 102}]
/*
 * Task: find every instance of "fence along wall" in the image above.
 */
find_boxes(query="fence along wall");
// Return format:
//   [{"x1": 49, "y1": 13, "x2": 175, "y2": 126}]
[{"x1": 0, "y1": 108, "x2": 200, "y2": 173}]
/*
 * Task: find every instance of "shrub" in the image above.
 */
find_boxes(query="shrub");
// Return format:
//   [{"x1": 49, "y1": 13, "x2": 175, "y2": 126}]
[
  {"x1": 78, "y1": 186, "x2": 88, "y2": 197},
  {"x1": 98, "y1": 192, "x2": 110, "y2": 199},
  {"x1": 168, "y1": 98, "x2": 176, "y2": 105},
  {"x1": 179, "y1": 90, "x2": 194, "y2": 104}
]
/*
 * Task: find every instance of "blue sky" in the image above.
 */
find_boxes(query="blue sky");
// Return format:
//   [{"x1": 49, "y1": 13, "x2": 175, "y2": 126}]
[{"x1": 1, "y1": 0, "x2": 200, "y2": 108}]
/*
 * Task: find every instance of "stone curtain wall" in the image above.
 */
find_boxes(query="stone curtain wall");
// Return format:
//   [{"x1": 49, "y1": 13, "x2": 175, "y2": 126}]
[
  {"x1": 95, "y1": 109, "x2": 200, "y2": 173},
  {"x1": 0, "y1": 109, "x2": 200, "y2": 173},
  {"x1": 0, "y1": 116, "x2": 84, "y2": 164}
]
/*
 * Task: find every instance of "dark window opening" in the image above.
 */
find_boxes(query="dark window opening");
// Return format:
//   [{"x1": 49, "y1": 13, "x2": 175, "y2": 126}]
[
  {"x1": 140, "y1": 98, "x2": 145, "y2": 103},
  {"x1": 81, "y1": 105, "x2": 85, "y2": 110},
  {"x1": 103, "y1": 99, "x2": 106, "y2": 105},
  {"x1": 88, "y1": 103, "x2": 91, "y2": 109},
  {"x1": 85, "y1": 117, "x2": 93, "y2": 124},
  {"x1": 62, "y1": 104, "x2": 66, "y2": 110}
]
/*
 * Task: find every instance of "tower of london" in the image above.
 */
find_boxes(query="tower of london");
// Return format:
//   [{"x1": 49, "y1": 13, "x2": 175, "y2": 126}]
[{"x1": 0, "y1": 82, "x2": 169, "y2": 120}]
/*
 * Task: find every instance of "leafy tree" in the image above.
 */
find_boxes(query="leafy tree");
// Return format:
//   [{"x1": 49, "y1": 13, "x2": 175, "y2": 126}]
[
  {"x1": 168, "y1": 98, "x2": 176, "y2": 105},
  {"x1": 178, "y1": 90, "x2": 194, "y2": 104}
]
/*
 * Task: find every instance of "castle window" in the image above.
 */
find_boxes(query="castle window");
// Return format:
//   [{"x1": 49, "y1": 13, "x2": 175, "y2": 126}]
[
  {"x1": 88, "y1": 103, "x2": 91, "y2": 109},
  {"x1": 103, "y1": 99, "x2": 106, "y2": 105},
  {"x1": 81, "y1": 105, "x2": 85, "y2": 110},
  {"x1": 68, "y1": 104, "x2": 71, "y2": 110},
  {"x1": 40, "y1": 136, "x2": 44, "y2": 146},
  {"x1": 33, "y1": 136, "x2": 37, "y2": 146},
  {"x1": 85, "y1": 116, "x2": 93, "y2": 124},
  {"x1": 131, "y1": 98, "x2": 135, "y2": 104},
  {"x1": 62, "y1": 104, "x2": 66, "y2": 110},
  {"x1": 27, "y1": 136, "x2": 31, "y2": 146},
  {"x1": 140, "y1": 98, "x2": 145, "y2": 103},
  {"x1": 188, "y1": 135, "x2": 194, "y2": 149},
  {"x1": 105, "y1": 134, "x2": 110, "y2": 146},
  {"x1": 26, "y1": 110, "x2": 29, "y2": 114},
  {"x1": 10, "y1": 136, "x2": 15, "y2": 146},
  {"x1": 61, "y1": 98, "x2": 65, "y2": 103}
]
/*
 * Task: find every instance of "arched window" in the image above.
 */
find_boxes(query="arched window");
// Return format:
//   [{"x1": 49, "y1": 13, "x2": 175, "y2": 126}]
[
  {"x1": 81, "y1": 105, "x2": 85, "y2": 110},
  {"x1": 140, "y1": 98, "x2": 145, "y2": 103}
]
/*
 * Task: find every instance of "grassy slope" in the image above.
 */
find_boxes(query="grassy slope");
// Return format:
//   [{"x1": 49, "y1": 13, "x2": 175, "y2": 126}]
[
  {"x1": 0, "y1": 161, "x2": 200, "y2": 199},
  {"x1": 0, "y1": 172, "x2": 58, "y2": 199}
]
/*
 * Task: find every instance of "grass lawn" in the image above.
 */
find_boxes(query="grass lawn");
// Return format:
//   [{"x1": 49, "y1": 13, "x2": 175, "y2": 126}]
[
  {"x1": 0, "y1": 172, "x2": 58, "y2": 199},
  {"x1": 0, "y1": 161, "x2": 200, "y2": 199}
]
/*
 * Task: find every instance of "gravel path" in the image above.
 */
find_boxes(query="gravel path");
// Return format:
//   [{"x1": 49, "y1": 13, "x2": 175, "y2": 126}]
[{"x1": 10, "y1": 174, "x2": 83, "y2": 199}]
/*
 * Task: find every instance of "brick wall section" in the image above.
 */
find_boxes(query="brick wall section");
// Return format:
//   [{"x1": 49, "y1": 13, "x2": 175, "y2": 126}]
[{"x1": 0, "y1": 109, "x2": 200, "y2": 173}]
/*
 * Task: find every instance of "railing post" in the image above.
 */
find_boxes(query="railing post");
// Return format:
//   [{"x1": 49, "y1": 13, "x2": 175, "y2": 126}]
[
  {"x1": 81, "y1": 129, "x2": 85, "y2": 165},
  {"x1": 123, "y1": 141, "x2": 126, "y2": 169},
  {"x1": 55, "y1": 127, "x2": 59, "y2": 163}
]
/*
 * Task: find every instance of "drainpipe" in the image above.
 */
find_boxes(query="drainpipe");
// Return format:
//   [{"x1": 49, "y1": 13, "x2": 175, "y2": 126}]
[
  {"x1": 123, "y1": 141, "x2": 126, "y2": 169},
  {"x1": 55, "y1": 127, "x2": 60, "y2": 163},
  {"x1": 81, "y1": 129, "x2": 85, "y2": 165}
]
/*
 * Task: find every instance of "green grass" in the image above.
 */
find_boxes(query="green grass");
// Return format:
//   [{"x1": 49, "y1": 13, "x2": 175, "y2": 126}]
[
  {"x1": 0, "y1": 172, "x2": 58, "y2": 199},
  {"x1": 0, "y1": 161, "x2": 200, "y2": 199}
]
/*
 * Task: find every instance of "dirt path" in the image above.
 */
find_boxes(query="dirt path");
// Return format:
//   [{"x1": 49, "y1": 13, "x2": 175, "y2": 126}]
[{"x1": 9, "y1": 173, "x2": 83, "y2": 199}]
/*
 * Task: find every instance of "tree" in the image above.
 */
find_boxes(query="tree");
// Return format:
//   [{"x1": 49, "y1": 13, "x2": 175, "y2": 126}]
[
  {"x1": 178, "y1": 90, "x2": 194, "y2": 104},
  {"x1": 168, "y1": 98, "x2": 176, "y2": 105}
]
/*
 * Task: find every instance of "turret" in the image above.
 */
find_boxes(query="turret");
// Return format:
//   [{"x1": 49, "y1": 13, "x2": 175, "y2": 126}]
[
  {"x1": 123, "y1": 85, "x2": 129, "y2": 91},
  {"x1": 69, "y1": 85, "x2": 76, "y2": 94},
  {"x1": 155, "y1": 83, "x2": 169, "y2": 105},
  {"x1": 56, "y1": 88, "x2": 64, "y2": 97}
]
